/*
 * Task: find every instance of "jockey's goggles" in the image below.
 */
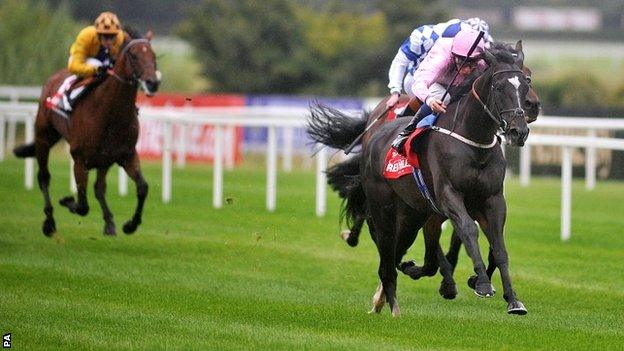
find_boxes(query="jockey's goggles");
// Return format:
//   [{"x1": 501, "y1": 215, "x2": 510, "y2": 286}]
[
  {"x1": 99, "y1": 33, "x2": 117, "y2": 41},
  {"x1": 453, "y1": 55, "x2": 479, "y2": 69}
]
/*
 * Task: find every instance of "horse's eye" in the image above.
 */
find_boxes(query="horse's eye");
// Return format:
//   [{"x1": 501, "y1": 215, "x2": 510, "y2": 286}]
[{"x1": 525, "y1": 76, "x2": 532, "y2": 84}]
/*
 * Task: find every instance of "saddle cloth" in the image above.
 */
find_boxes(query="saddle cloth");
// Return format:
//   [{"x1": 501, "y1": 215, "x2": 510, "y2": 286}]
[{"x1": 383, "y1": 112, "x2": 438, "y2": 178}]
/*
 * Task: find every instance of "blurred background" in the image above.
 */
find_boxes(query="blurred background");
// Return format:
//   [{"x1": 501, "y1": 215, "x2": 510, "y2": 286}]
[
  {"x1": 2, "y1": 0, "x2": 624, "y2": 179},
  {"x1": 2, "y1": 0, "x2": 624, "y2": 113}
]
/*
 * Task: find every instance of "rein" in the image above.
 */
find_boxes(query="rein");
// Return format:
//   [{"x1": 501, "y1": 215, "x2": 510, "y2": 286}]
[
  {"x1": 470, "y1": 69, "x2": 525, "y2": 131},
  {"x1": 432, "y1": 68, "x2": 525, "y2": 149}
]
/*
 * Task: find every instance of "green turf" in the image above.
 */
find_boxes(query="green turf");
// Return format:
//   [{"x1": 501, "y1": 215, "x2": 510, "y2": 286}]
[{"x1": 1, "y1": 155, "x2": 623, "y2": 350}]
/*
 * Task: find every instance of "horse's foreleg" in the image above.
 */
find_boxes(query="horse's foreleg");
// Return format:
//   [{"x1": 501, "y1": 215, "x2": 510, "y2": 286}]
[
  {"x1": 445, "y1": 229, "x2": 463, "y2": 273},
  {"x1": 440, "y1": 188, "x2": 492, "y2": 298},
  {"x1": 120, "y1": 152, "x2": 148, "y2": 234},
  {"x1": 477, "y1": 195, "x2": 527, "y2": 315},
  {"x1": 94, "y1": 167, "x2": 116, "y2": 235},
  {"x1": 423, "y1": 215, "x2": 457, "y2": 300},
  {"x1": 60, "y1": 160, "x2": 89, "y2": 216}
]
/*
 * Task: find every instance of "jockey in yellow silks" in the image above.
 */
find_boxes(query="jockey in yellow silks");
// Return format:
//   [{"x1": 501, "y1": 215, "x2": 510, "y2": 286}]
[{"x1": 47, "y1": 12, "x2": 125, "y2": 118}]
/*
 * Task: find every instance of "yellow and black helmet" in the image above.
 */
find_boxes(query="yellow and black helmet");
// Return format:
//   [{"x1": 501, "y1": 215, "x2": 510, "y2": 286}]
[{"x1": 94, "y1": 12, "x2": 121, "y2": 35}]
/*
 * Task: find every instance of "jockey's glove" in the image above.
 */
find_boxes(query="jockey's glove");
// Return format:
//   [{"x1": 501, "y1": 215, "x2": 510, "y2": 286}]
[{"x1": 95, "y1": 65, "x2": 108, "y2": 78}]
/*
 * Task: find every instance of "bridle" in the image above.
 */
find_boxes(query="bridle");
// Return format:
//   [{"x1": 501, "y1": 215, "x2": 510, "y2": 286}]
[
  {"x1": 107, "y1": 39, "x2": 152, "y2": 86},
  {"x1": 470, "y1": 68, "x2": 526, "y2": 133}
]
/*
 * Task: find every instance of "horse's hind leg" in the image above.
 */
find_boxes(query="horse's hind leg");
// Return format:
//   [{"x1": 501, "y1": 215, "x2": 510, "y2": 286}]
[
  {"x1": 445, "y1": 229, "x2": 462, "y2": 273},
  {"x1": 398, "y1": 215, "x2": 439, "y2": 280},
  {"x1": 369, "y1": 281, "x2": 386, "y2": 314},
  {"x1": 35, "y1": 133, "x2": 61, "y2": 236},
  {"x1": 94, "y1": 167, "x2": 116, "y2": 235},
  {"x1": 120, "y1": 152, "x2": 148, "y2": 234},
  {"x1": 369, "y1": 203, "x2": 400, "y2": 317},
  {"x1": 477, "y1": 195, "x2": 527, "y2": 315},
  {"x1": 340, "y1": 216, "x2": 364, "y2": 247},
  {"x1": 59, "y1": 159, "x2": 90, "y2": 216}
]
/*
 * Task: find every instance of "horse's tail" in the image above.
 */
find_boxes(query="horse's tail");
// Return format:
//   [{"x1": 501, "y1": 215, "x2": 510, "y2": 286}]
[
  {"x1": 307, "y1": 102, "x2": 368, "y2": 151},
  {"x1": 327, "y1": 154, "x2": 367, "y2": 246},
  {"x1": 13, "y1": 142, "x2": 36, "y2": 158}
]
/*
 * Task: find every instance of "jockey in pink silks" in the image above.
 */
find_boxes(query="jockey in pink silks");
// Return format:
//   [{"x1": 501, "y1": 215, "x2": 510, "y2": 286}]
[{"x1": 391, "y1": 28, "x2": 487, "y2": 154}]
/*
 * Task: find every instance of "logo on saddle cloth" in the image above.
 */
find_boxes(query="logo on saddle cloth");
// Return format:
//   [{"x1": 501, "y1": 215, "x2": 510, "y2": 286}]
[
  {"x1": 383, "y1": 149, "x2": 413, "y2": 179},
  {"x1": 383, "y1": 113, "x2": 438, "y2": 179}
]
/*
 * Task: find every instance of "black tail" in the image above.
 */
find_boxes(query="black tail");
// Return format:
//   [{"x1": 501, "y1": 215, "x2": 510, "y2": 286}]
[
  {"x1": 327, "y1": 155, "x2": 367, "y2": 233},
  {"x1": 13, "y1": 142, "x2": 36, "y2": 158},
  {"x1": 307, "y1": 102, "x2": 368, "y2": 151}
]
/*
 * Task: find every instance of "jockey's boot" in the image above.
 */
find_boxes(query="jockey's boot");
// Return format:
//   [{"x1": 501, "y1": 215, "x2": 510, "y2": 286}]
[
  {"x1": 61, "y1": 92, "x2": 73, "y2": 114},
  {"x1": 62, "y1": 86, "x2": 87, "y2": 115},
  {"x1": 391, "y1": 107, "x2": 426, "y2": 155}
]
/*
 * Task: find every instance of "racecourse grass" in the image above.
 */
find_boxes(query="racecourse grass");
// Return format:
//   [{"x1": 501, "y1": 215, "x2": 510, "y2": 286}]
[{"x1": 1, "y1": 154, "x2": 623, "y2": 350}]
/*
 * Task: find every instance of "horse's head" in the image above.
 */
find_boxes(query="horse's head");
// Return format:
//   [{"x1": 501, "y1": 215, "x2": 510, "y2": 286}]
[
  {"x1": 509, "y1": 41, "x2": 541, "y2": 123},
  {"x1": 481, "y1": 43, "x2": 531, "y2": 146},
  {"x1": 117, "y1": 29, "x2": 161, "y2": 96}
]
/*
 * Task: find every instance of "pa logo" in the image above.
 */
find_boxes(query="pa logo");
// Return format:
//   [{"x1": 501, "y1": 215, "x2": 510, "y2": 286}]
[{"x1": 2, "y1": 333, "x2": 10, "y2": 349}]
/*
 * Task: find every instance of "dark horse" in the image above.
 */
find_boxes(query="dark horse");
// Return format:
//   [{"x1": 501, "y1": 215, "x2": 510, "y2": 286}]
[
  {"x1": 338, "y1": 42, "x2": 539, "y2": 247},
  {"x1": 13, "y1": 29, "x2": 160, "y2": 236},
  {"x1": 309, "y1": 44, "x2": 530, "y2": 315},
  {"x1": 330, "y1": 43, "x2": 540, "y2": 291}
]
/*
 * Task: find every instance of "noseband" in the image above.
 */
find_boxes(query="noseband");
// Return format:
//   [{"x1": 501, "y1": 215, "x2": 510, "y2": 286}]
[
  {"x1": 471, "y1": 69, "x2": 525, "y2": 132},
  {"x1": 107, "y1": 39, "x2": 151, "y2": 85}
]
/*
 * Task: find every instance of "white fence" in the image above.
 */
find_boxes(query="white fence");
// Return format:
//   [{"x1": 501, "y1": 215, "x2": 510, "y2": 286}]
[
  {"x1": 1, "y1": 99, "x2": 623, "y2": 241},
  {"x1": 0, "y1": 102, "x2": 329, "y2": 217}
]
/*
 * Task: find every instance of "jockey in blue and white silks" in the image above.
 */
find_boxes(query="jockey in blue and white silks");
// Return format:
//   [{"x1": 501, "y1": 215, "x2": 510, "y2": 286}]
[{"x1": 386, "y1": 18, "x2": 493, "y2": 106}]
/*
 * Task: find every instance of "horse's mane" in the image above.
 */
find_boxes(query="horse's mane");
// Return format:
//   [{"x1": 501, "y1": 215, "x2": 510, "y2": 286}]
[
  {"x1": 123, "y1": 26, "x2": 144, "y2": 41},
  {"x1": 486, "y1": 42, "x2": 518, "y2": 65},
  {"x1": 449, "y1": 41, "x2": 518, "y2": 103}
]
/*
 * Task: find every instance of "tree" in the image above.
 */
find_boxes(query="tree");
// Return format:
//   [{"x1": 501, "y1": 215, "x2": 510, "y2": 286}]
[
  {"x1": 179, "y1": 0, "x2": 311, "y2": 94},
  {"x1": 179, "y1": 0, "x2": 446, "y2": 96},
  {"x1": 0, "y1": 0, "x2": 81, "y2": 85}
]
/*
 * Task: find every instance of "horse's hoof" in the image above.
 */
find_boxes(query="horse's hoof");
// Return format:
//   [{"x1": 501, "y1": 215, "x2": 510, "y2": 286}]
[
  {"x1": 122, "y1": 220, "x2": 138, "y2": 234},
  {"x1": 401, "y1": 263, "x2": 437, "y2": 280},
  {"x1": 340, "y1": 230, "x2": 358, "y2": 247},
  {"x1": 42, "y1": 219, "x2": 56, "y2": 237},
  {"x1": 368, "y1": 305, "x2": 383, "y2": 314},
  {"x1": 59, "y1": 196, "x2": 74, "y2": 207},
  {"x1": 398, "y1": 260, "x2": 415, "y2": 272},
  {"x1": 439, "y1": 280, "x2": 457, "y2": 300},
  {"x1": 75, "y1": 205, "x2": 89, "y2": 216},
  {"x1": 474, "y1": 283, "x2": 495, "y2": 298},
  {"x1": 104, "y1": 223, "x2": 117, "y2": 236},
  {"x1": 507, "y1": 300, "x2": 528, "y2": 315},
  {"x1": 468, "y1": 275, "x2": 496, "y2": 294},
  {"x1": 391, "y1": 304, "x2": 401, "y2": 317}
]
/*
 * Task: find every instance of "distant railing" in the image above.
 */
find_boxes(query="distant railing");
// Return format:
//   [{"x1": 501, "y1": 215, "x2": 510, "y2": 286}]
[{"x1": 2, "y1": 101, "x2": 624, "y2": 240}]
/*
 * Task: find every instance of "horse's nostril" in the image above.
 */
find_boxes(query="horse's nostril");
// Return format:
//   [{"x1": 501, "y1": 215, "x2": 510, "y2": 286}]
[{"x1": 525, "y1": 100, "x2": 541, "y2": 109}]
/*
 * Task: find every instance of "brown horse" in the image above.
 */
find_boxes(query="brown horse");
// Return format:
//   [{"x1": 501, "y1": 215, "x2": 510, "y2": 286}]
[{"x1": 13, "y1": 29, "x2": 160, "y2": 236}]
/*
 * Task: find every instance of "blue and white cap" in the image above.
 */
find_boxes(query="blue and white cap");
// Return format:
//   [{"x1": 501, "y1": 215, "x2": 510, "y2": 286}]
[{"x1": 465, "y1": 17, "x2": 493, "y2": 44}]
